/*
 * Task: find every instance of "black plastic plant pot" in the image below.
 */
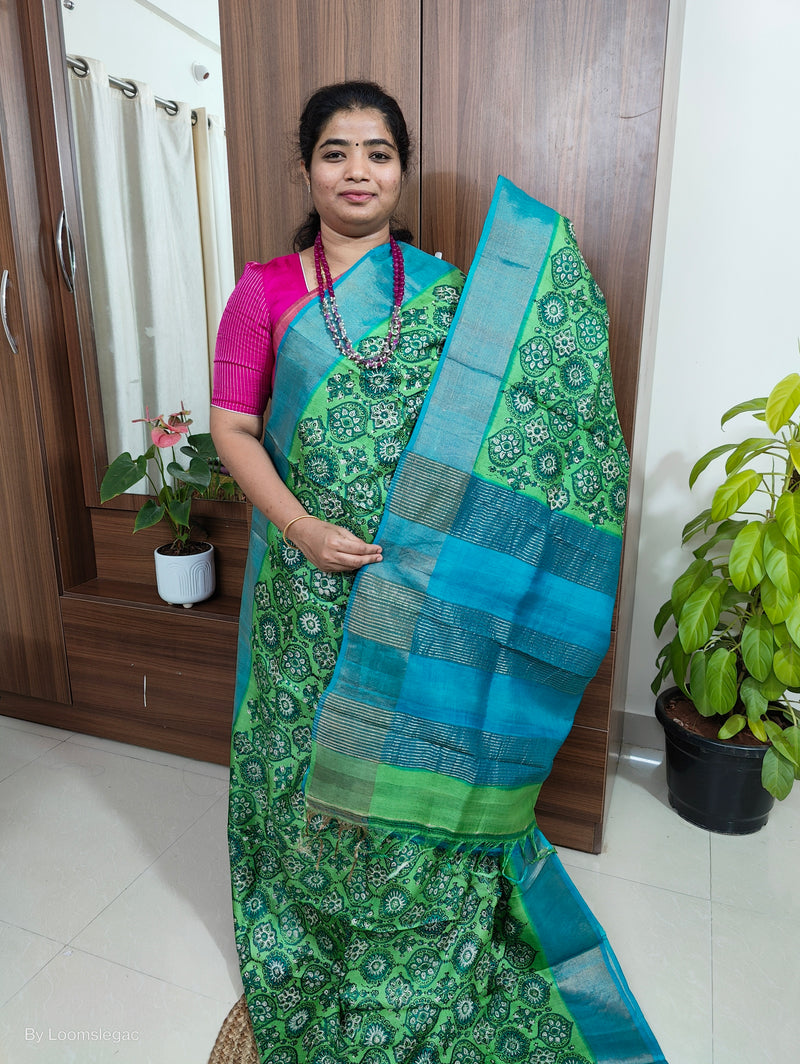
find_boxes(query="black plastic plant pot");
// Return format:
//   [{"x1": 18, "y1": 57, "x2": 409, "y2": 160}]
[{"x1": 655, "y1": 688, "x2": 774, "y2": 835}]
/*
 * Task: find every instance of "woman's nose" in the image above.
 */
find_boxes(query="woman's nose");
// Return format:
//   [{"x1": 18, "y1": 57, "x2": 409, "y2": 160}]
[{"x1": 344, "y1": 149, "x2": 368, "y2": 179}]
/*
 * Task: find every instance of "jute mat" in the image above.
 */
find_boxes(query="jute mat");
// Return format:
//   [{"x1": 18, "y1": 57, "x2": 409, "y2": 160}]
[{"x1": 208, "y1": 995, "x2": 259, "y2": 1064}]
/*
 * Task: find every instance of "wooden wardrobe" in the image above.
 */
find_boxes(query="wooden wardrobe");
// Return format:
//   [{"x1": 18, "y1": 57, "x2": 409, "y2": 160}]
[{"x1": 0, "y1": 0, "x2": 670, "y2": 853}]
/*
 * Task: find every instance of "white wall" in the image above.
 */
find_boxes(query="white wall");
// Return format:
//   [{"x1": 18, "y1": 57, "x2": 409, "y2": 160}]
[
  {"x1": 61, "y1": 0, "x2": 225, "y2": 118},
  {"x1": 624, "y1": 0, "x2": 800, "y2": 742}
]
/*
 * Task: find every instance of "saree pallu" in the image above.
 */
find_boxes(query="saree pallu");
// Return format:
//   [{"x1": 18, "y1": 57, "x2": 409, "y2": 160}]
[{"x1": 229, "y1": 178, "x2": 666, "y2": 1063}]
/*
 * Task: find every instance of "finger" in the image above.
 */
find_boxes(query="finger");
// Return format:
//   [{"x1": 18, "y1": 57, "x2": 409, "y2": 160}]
[
  {"x1": 328, "y1": 547, "x2": 382, "y2": 570},
  {"x1": 330, "y1": 540, "x2": 382, "y2": 559}
]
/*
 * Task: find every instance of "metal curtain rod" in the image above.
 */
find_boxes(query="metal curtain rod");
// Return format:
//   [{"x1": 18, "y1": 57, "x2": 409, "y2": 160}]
[{"x1": 66, "y1": 55, "x2": 199, "y2": 124}]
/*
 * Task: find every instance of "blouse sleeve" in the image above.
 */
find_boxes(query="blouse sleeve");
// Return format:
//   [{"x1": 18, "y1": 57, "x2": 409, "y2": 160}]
[{"x1": 211, "y1": 262, "x2": 275, "y2": 416}]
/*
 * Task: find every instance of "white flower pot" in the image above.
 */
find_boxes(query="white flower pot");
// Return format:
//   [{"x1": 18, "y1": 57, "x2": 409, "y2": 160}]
[{"x1": 153, "y1": 542, "x2": 215, "y2": 607}]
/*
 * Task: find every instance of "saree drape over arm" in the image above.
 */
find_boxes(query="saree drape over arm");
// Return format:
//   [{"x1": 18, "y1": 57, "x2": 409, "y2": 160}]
[{"x1": 226, "y1": 177, "x2": 665, "y2": 1064}]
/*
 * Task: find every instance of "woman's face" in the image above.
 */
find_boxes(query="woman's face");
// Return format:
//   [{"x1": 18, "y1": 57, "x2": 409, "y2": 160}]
[{"x1": 304, "y1": 108, "x2": 403, "y2": 241}]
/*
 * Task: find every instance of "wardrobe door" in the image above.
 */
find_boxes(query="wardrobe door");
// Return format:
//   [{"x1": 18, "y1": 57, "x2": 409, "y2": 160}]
[
  {"x1": 219, "y1": 0, "x2": 421, "y2": 270},
  {"x1": 421, "y1": 0, "x2": 669, "y2": 439},
  {"x1": 0, "y1": 1, "x2": 70, "y2": 702}
]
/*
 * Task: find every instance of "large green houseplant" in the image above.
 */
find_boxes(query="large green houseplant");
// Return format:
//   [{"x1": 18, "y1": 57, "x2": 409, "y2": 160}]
[{"x1": 652, "y1": 367, "x2": 800, "y2": 801}]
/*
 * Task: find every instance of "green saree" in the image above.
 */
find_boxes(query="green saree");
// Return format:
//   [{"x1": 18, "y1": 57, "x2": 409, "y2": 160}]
[{"x1": 228, "y1": 178, "x2": 665, "y2": 1063}]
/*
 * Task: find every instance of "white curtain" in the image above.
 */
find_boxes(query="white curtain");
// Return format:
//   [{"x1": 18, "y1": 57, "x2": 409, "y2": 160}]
[
  {"x1": 68, "y1": 59, "x2": 235, "y2": 471},
  {"x1": 193, "y1": 109, "x2": 236, "y2": 374}
]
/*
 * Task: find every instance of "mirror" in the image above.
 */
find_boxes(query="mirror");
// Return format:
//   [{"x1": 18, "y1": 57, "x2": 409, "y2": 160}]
[{"x1": 59, "y1": 0, "x2": 235, "y2": 492}]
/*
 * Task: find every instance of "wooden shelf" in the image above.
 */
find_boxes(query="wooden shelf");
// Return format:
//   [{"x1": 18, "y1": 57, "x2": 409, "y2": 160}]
[{"x1": 63, "y1": 577, "x2": 241, "y2": 621}]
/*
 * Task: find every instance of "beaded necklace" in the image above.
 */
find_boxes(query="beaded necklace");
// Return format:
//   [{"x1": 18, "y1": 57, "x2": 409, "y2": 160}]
[{"x1": 313, "y1": 232, "x2": 405, "y2": 370}]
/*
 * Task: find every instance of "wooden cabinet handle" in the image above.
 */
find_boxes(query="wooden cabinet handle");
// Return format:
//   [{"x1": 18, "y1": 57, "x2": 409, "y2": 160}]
[
  {"x1": 0, "y1": 269, "x2": 19, "y2": 354},
  {"x1": 56, "y1": 209, "x2": 76, "y2": 292}
]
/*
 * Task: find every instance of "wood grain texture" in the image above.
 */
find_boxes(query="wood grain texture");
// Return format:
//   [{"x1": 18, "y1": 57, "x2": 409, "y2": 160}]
[
  {"x1": 0, "y1": 688, "x2": 229, "y2": 765},
  {"x1": 86, "y1": 501, "x2": 250, "y2": 601},
  {"x1": 25, "y1": 0, "x2": 109, "y2": 508},
  {"x1": 572, "y1": 637, "x2": 614, "y2": 731},
  {"x1": 537, "y1": 722, "x2": 610, "y2": 853},
  {"x1": 5, "y1": 0, "x2": 95, "y2": 587},
  {"x1": 0, "y1": 0, "x2": 70, "y2": 702},
  {"x1": 421, "y1": 0, "x2": 670, "y2": 442},
  {"x1": 61, "y1": 597, "x2": 237, "y2": 754},
  {"x1": 536, "y1": 808, "x2": 601, "y2": 854},
  {"x1": 219, "y1": 0, "x2": 421, "y2": 271}
]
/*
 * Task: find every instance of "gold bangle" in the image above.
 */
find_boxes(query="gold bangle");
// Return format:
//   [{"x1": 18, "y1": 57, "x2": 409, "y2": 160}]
[{"x1": 282, "y1": 514, "x2": 316, "y2": 546}]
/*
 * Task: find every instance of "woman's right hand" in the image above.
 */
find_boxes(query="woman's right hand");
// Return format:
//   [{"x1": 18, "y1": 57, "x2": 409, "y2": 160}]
[{"x1": 288, "y1": 516, "x2": 383, "y2": 573}]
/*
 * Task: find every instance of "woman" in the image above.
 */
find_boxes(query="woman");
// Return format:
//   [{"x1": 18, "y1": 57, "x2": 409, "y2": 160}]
[{"x1": 212, "y1": 82, "x2": 664, "y2": 1063}]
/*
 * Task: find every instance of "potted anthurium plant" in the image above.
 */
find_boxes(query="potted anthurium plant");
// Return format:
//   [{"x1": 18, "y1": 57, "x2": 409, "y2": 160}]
[
  {"x1": 652, "y1": 364, "x2": 800, "y2": 833},
  {"x1": 100, "y1": 404, "x2": 221, "y2": 607}
]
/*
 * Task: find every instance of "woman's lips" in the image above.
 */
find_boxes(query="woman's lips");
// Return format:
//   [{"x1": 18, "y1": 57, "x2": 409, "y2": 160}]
[{"x1": 340, "y1": 191, "x2": 374, "y2": 203}]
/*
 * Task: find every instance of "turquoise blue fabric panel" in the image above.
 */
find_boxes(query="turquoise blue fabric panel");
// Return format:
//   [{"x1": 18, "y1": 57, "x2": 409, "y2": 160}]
[
  {"x1": 511, "y1": 836, "x2": 668, "y2": 1063},
  {"x1": 232, "y1": 516, "x2": 269, "y2": 720},
  {"x1": 406, "y1": 186, "x2": 556, "y2": 474}
]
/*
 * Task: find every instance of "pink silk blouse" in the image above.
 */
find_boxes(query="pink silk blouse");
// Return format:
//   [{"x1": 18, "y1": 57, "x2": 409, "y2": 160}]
[{"x1": 212, "y1": 254, "x2": 310, "y2": 417}]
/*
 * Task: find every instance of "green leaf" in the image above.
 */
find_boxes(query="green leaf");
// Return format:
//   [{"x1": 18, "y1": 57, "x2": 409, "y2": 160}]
[
  {"x1": 720, "y1": 396, "x2": 767, "y2": 427},
  {"x1": 741, "y1": 614, "x2": 774, "y2": 681},
  {"x1": 773, "y1": 621, "x2": 790, "y2": 645},
  {"x1": 784, "y1": 601, "x2": 800, "y2": 647},
  {"x1": 692, "y1": 519, "x2": 747, "y2": 559},
  {"x1": 775, "y1": 492, "x2": 800, "y2": 552},
  {"x1": 670, "y1": 558, "x2": 713, "y2": 620},
  {"x1": 669, "y1": 635, "x2": 691, "y2": 694},
  {"x1": 724, "y1": 437, "x2": 780, "y2": 477},
  {"x1": 773, "y1": 642, "x2": 800, "y2": 687},
  {"x1": 651, "y1": 643, "x2": 673, "y2": 696},
  {"x1": 749, "y1": 716, "x2": 768, "y2": 742},
  {"x1": 740, "y1": 675, "x2": 769, "y2": 721},
  {"x1": 133, "y1": 499, "x2": 164, "y2": 531},
  {"x1": 169, "y1": 456, "x2": 212, "y2": 491},
  {"x1": 756, "y1": 669, "x2": 788, "y2": 701},
  {"x1": 718, "y1": 714, "x2": 746, "y2": 740},
  {"x1": 688, "y1": 444, "x2": 737, "y2": 488},
  {"x1": 100, "y1": 452, "x2": 148, "y2": 501},
  {"x1": 653, "y1": 599, "x2": 674, "y2": 637},
  {"x1": 184, "y1": 432, "x2": 218, "y2": 462},
  {"x1": 789, "y1": 440, "x2": 800, "y2": 476},
  {"x1": 761, "y1": 746, "x2": 795, "y2": 800},
  {"x1": 710, "y1": 469, "x2": 762, "y2": 522},
  {"x1": 720, "y1": 585, "x2": 752, "y2": 611},
  {"x1": 763, "y1": 719, "x2": 785, "y2": 745},
  {"x1": 765, "y1": 372, "x2": 800, "y2": 434},
  {"x1": 770, "y1": 724, "x2": 800, "y2": 768},
  {"x1": 760, "y1": 574, "x2": 794, "y2": 624},
  {"x1": 682, "y1": 508, "x2": 714, "y2": 545},
  {"x1": 762, "y1": 522, "x2": 800, "y2": 597},
  {"x1": 689, "y1": 651, "x2": 714, "y2": 715},
  {"x1": 165, "y1": 497, "x2": 192, "y2": 530},
  {"x1": 705, "y1": 647, "x2": 738, "y2": 713},
  {"x1": 677, "y1": 577, "x2": 725, "y2": 653},
  {"x1": 727, "y1": 521, "x2": 765, "y2": 591}
]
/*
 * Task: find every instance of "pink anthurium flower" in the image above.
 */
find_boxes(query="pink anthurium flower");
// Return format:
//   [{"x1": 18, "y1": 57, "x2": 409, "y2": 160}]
[
  {"x1": 150, "y1": 405, "x2": 192, "y2": 448},
  {"x1": 151, "y1": 424, "x2": 185, "y2": 448}
]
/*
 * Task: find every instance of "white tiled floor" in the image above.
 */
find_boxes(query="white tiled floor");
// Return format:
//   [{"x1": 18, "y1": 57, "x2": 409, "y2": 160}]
[{"x1": 0, "y1": 714, "x2": 798, "y2": 1063}]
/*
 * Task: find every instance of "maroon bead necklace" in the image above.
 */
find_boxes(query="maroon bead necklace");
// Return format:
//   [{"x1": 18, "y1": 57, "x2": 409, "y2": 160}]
[{"x1": 313, "y1": 232, "x2": 405, "y2": 370}]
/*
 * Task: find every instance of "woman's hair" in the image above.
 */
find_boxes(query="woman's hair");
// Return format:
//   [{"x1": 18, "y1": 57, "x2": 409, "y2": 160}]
[{"x1": 292, "y1": 80, "x2": 413, "y2": 251}]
